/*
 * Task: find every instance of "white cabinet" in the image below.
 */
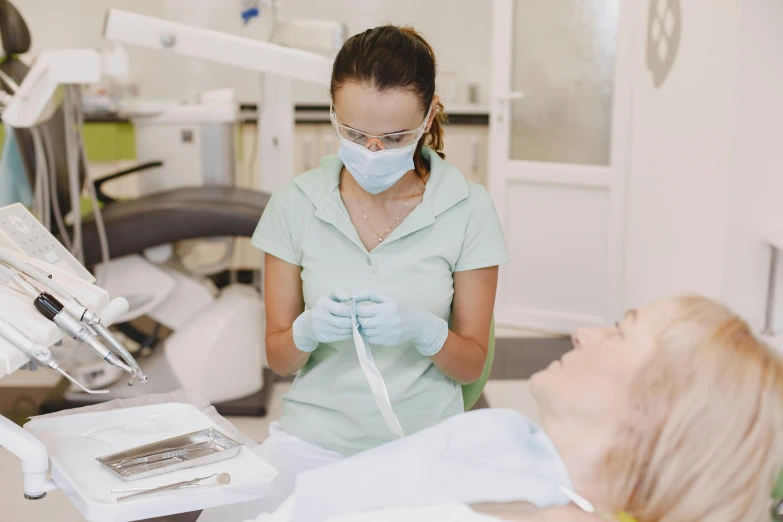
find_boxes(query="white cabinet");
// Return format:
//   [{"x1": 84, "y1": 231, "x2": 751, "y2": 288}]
[
  {"x1": 292, "y1": 123, "x2": 342, "y2": 175},
  {"x1": 441, "y1": 124, "x2": 489, "y2": 186},
  {"x1": 319, "y1": 125, "x2": 340, "y2": 157},
  {"x1": 293, "y1": 123, "x2": 321, "y2": 176}
]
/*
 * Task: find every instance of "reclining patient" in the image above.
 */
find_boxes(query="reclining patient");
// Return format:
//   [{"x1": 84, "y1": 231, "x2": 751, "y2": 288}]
[{"x1": 255, "y1": 296, "x2": 783, "y2": 522}]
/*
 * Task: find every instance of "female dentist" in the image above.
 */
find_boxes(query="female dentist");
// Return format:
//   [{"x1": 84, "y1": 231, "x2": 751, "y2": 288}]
[{"x1": 251, "y1": 25, "x2": 509, "y2": 478}]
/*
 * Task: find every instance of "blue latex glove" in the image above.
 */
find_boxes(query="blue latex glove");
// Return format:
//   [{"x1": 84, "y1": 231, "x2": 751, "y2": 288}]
[
  {"x1": 354, "y1": 292, "x2": 449, "y2": 357},
  {"x1": 292, "y1": 288, "x2": 353, "y2": 352}
]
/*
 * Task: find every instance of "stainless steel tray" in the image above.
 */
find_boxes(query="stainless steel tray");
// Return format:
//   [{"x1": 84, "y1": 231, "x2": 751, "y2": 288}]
[{"x1": 96, "y1": 428, "x2": 243, "y2": 482}]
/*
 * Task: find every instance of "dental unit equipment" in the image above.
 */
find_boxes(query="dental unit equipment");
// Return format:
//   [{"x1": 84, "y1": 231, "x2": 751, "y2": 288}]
[
  {"x1": 0, "y1": 2, "x2": 343, "y2": 407},
  {"x1": 102, "y1": 8, "x2": 340, "y2": 193},
  {"x1": 0, "y1": 203, "x2": 142, "y2": 500},
  {"x1": 0, "y1": 205, "x2": 277, "y2": 520},
  {"x1": 0, "y1": 213, "x2": 145, "y2": 385}
]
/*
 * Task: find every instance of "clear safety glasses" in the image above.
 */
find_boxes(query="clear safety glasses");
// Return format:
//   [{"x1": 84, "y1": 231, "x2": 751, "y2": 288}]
[{"x1": 330, "y1": 104, "x2": 432, "y2": 150}]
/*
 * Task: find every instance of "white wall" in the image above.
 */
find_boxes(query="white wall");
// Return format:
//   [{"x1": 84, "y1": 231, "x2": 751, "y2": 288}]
[
  {"x1": 721, "y1": 0, "x2": 783, "y2": 332},
  {"x1": 15, "y1": 0, "x2": 491, "y2": 106},
  {"x1": 623, "y1": 0, "x2": 783, "y2": 332},
  {"x1": 623, "y1": 0, "x2": 741, "y2": 309}
]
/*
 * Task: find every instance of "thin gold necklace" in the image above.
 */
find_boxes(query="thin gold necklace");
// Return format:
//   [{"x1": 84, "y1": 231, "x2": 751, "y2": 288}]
[{"x1": 350, "y1": 178, "x2": 415, "y2": 243}]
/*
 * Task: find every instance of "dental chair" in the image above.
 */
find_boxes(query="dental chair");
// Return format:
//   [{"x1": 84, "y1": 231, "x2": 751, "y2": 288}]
[{"x1": 0, "y1": 0, "x2": 273, "y2": 415}]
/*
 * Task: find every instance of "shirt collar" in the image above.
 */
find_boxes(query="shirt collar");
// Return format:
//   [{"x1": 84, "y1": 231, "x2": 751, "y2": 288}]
[{"x1": 294, "y1": 146, "x2": 470, "y2": 217}]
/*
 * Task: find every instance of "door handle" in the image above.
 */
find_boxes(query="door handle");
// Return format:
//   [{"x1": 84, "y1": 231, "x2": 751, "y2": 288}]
[{"x1": 493, "y1": 91, "x2": 524, "y2": 124}]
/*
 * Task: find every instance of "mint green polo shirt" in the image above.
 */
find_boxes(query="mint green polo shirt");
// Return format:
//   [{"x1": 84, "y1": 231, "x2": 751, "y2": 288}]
[{"x1": 251, "y1": 147, "x2": 509, "y2": 456}]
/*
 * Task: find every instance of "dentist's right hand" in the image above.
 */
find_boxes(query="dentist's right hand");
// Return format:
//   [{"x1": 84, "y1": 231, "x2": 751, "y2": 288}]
[{"x1": 292, "y1": 288, "x2": 353, "y2": 352}]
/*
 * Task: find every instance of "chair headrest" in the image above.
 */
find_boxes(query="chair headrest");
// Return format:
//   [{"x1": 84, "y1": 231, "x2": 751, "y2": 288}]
[{"x1": 0, "y1": 1, "x2": 30, "y2": 56}]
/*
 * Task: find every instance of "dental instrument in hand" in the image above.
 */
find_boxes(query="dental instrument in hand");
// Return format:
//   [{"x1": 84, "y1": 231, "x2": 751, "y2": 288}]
[
  {"x1": 115, "y1": 473, "x2": 231, "y2": 501},
  {"x1": 0, "y1": 317, "x2": 108, "y2": 394}
]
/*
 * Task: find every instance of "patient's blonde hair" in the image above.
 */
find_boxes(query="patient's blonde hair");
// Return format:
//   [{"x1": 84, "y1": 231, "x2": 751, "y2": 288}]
[{"x1": 605, "y1": 296, "x2": 783, "y2": 521}]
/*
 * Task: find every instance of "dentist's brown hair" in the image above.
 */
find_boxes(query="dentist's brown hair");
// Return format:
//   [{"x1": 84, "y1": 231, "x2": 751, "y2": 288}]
[{"x1": 330, "y1": 25, "x2": 447, "y2": 178}]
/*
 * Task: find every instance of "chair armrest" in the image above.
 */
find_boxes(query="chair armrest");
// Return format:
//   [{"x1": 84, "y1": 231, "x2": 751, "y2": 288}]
[{"x1": 94, "y1": 160, "x2": 163, "y2": 204}]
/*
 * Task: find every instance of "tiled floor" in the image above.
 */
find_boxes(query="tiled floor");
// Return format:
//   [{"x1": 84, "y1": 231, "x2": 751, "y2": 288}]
[{"x1": 0, "y1": 337, "x2": 570, "y2": 521}]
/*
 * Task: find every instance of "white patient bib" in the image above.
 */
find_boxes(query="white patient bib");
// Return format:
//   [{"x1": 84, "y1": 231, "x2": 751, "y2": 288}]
[
  {"x1": 289, "y1": 409, "x2": 573, "y2": 522},
  {"x1": 350, "y1": 299, "x2": 405, "y2": 438}
]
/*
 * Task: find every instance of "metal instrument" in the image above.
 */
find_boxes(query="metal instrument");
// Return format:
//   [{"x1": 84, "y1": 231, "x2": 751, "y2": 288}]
[
  {"x1": 112, "y1": 472, "x2": 231, "y2": 497},
  {"x1": 116, "y1": 472, "x2": 231, "y2": 501},
  {"x1": 96, "y1": 428, "x2": 242, "y2": 481}
]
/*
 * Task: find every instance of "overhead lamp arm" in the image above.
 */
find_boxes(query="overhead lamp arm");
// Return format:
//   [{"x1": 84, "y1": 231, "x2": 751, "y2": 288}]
[{"x1": 102, "y1": 9, "x2": 332, "y2": 85}]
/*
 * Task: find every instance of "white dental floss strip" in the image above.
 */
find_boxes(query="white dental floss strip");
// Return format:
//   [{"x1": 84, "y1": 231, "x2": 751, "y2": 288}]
[{"x1": 350, "y1": 299, "x2": 404, "y2": 438}]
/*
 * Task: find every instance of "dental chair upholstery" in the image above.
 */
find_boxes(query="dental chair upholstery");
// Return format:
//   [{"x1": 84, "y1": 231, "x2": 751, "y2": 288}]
[{"x1": 86, "y1": 173, "x2": 269, "y2": 264}]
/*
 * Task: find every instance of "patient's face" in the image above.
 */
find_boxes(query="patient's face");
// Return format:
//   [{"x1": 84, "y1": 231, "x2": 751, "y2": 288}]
[{"x1": 530, "y1": 301, "x2": 672, "y2": 423}]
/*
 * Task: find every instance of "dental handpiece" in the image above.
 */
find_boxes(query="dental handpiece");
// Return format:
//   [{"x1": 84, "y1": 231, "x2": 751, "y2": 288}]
[
  {"x1": 32, "y1": 292, "x2": 133, "y2": 375},
  {"x1": 64, "y1": 298, "x2": 148, "y2": 384},
  {"x1": 6, "y1": 270, "x2": 144, "y2": 386}
]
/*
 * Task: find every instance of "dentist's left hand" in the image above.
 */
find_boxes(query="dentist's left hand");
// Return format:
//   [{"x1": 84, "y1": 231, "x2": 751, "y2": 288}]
[
  {"x1": 354, "y1": 292, "x2": 449, "y2": 356},
  {"x1": 292, "y1": 288, "x2": 353, "y2": 352}
]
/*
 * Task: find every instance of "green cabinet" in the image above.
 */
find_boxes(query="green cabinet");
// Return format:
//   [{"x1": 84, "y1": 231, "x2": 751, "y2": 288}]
[
  {"x1": 82, "y1": 122, "x2": 136, "y2": 161},
  {"x1": 0, "y1": 122, "x2": 133, "y2": 161}
]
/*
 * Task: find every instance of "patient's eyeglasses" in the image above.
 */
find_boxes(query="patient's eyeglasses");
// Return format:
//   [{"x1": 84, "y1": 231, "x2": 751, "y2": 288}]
[{"x1": 330, "y1": 104, "x2": 432, "y2": 150}]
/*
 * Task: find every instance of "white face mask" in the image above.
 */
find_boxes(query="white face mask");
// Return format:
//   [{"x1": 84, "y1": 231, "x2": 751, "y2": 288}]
[
  {"x1": 337, "y1": 139, "x2": 418, "y2": 194},
  {"x1": 332, "y1": 104, "x2": 432, "y2": 194}
]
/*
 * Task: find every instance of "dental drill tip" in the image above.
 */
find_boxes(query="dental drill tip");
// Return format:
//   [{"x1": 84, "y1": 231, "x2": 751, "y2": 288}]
[
  {"x1": 105, "y1": 352, "x2": 133, "y2": 374},
  {"x1": 126, "y1": 369, "x2": 148, "y2": 386}
]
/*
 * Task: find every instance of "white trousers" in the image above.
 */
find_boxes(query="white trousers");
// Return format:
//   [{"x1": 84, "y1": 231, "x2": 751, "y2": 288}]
[
  {"x1": 259, "y1": 422, "x2": 345, "y2": 478},
  {"x1": 197, "y1": 422, "x2": 344, "y2": 522}
]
